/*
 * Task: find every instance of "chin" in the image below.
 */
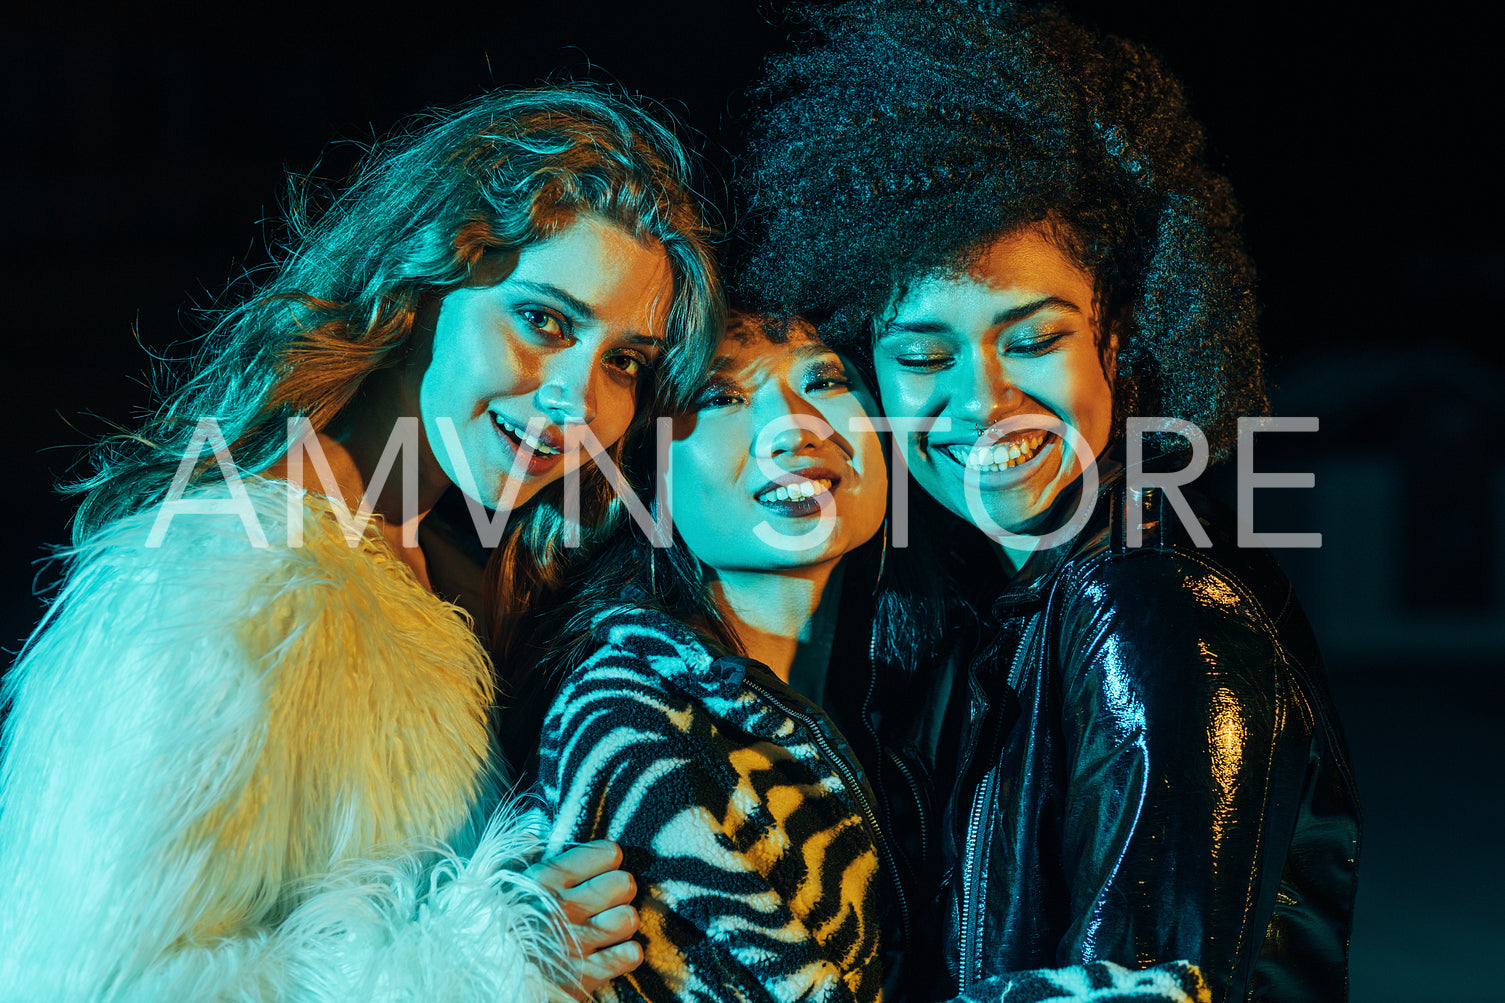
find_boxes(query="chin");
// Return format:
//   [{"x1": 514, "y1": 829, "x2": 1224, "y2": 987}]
[
  {"x1": 939, "y1": 492, "x2": 1032, "y2": 539},
  {"x1": 759, "y1": 540, "x2": 847, "y2": 571}
]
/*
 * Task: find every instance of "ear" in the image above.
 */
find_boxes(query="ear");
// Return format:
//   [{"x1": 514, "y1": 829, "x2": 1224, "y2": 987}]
[{"x1": 1100, "y1": 308, "x2": 1125, "y2": 386}]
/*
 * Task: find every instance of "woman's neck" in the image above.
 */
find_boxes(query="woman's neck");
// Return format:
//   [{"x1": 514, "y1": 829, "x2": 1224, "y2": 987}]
[
  {"x1": 265, "y1": 420, "x2": 447, "y2": 591},
  {"x1": 710, "y1": 561, "x2": 842, "y2": 686},
  {"x1": 989, "y1": 535, "x2": 1037, "y2": 575}
]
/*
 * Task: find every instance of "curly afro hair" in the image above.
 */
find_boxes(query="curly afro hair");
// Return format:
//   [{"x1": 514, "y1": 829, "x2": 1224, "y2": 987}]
[{"x1": 737, "y1": 0, "x2": 1268, "y2": 461}]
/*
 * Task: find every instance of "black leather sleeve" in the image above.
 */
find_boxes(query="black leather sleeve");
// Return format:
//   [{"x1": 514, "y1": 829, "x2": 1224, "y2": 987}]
[{"x1": 1050, "y1": 548, "x2": 1349, "y2": 1002}]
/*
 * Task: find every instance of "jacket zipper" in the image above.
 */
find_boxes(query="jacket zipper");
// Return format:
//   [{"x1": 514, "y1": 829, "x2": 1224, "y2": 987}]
[
  {"x1": 956, "y1": 630, "x2": 1000, "y2": 989},
  {"x1": 884, "y1": 747, "x2": 928, "y2": 865},
  {"x1": 960, "y1": 761, "x2": 997, "y2": 987},
  {"x1": 957, "y1": 615, "x2": 1034, "y2": 988},
  {"x1": 744, "y1": 677, "x2": 913, "y2": 950}
]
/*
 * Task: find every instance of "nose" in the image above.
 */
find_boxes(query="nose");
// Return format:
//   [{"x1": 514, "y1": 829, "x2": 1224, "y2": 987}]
[
  {"x1": 755, "y1": 382, "x2": 829, "y2": 458},
  {"x1": 955, "y1": 350, "x2": 1023, "y2": 433},
  {"x1": 534, "y1": 351, "x2": 597, "y2": 426}
]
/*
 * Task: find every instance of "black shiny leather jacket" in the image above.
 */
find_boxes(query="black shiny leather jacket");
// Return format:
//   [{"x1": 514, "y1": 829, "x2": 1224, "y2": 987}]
[{"x1": 930, "y1": 457, "x2": 1361, "y2": 1002}]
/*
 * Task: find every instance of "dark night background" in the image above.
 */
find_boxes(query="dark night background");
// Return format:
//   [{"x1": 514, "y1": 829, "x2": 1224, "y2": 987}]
[{"x1": 3, "y1": 3, "x2": 1500, "y2": 998}]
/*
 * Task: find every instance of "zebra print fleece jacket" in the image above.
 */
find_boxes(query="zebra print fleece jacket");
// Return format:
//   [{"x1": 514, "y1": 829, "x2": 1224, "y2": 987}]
[{"x1": 537, "y1": 606, "x2": 886, "y2": 1003}]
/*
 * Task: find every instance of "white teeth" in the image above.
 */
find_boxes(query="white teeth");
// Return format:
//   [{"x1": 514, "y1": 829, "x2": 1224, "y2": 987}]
[
  {"x1": 958, "y1": 432, "x2": 1047, "y2": 471},
  {"x1": 758, "y1": 478, "x2": 833, "y2": 503},
  {"x1": 495, "y1": 416, "x2": 561, "y2": 455}
]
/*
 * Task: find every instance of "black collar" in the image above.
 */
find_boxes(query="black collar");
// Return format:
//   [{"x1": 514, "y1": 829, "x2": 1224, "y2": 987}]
[{"x1": 989, "y1": 445, "x2": 1130, "y2": 609}]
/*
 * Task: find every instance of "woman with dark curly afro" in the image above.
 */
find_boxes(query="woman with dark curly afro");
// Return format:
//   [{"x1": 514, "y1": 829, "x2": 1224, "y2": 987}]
[{"x1": 736, "y1": 2, "x2": 1361, "y2": 1001}]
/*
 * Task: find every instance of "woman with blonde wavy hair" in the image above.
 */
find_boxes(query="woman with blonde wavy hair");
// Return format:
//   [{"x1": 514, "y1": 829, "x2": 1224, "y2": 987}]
[{"x1": 0, "y1": 84, "x2": 723, "y2": 1003}]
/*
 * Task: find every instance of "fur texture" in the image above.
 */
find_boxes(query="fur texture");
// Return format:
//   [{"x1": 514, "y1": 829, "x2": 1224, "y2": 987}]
[{"x1": 0, "y1": 480, "x2": 570, "y2": 1002}]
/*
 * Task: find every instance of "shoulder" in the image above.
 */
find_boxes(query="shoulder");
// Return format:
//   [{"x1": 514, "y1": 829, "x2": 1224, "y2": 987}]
[
  {"x1": 536, "y1": 606, "x2": 763, "y2": 791},
  {"x1": 542, "y1": 608, "x2": 718, "y2": 757},
  {"x1": 9, "y1": 477, "x2": 491, "y2": 791},
  {"x1": 536, "y1": 608, "x2": 733, "y2": 850},
  {"x1": 3, "y1": 476, "x2": 496, "y2": 885},
  {"x1": 1060, "y1": 483, "x2": 1297, "y2": 636},
  {"x1": 1029, "y1": 487, "x2": 1341, "y2": 758},
  {"x1": 54, "y1": 477, "x2": 459, "y2": 626},
  {"x1": 551, "y1": 605, "x2": 742, "y2": 709},
  {"x1": 584, "y1": 605, "x2": 719, "y2": 672},
  {"x1": 54, "y1": 477, "x2": 401, "y2": 593}
]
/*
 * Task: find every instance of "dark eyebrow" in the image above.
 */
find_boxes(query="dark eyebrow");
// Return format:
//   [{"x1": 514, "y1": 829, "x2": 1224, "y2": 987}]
[
  {"x1": 512, "y1": 281, "x2": 596, "y2": 321},
  {"x1": 623, "y1": 333, "x2": 666, "y2": 353},
  {"x1": 791, "y1": 341, "x2": 838, "y2": 359},
  {"x1": 992, "y1": 296, "x2": 1081, "y2": 325},
  {"x1": 881, "y1": 295, "x2": 1083, "y2": 336},
  {"x1": 879, "y1": 319, "x2": 949, "y2": 336}
]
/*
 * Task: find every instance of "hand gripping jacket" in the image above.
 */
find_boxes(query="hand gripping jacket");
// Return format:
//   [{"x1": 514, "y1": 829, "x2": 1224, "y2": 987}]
[
  {"x1": 939, "y1": 452, "x2": 1361, "y2": 1002},
  {"x1": 0, "y1": 480, "x2": 569, "y2": 1003}
]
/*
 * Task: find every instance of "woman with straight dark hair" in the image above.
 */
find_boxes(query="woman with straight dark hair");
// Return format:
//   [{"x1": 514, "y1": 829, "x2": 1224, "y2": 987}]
[
  {"x1": 739, "y1": 3, "x2": 1361, "y2": 1001},
  {"x1": 0, "y1": 84, "x2": 723, "y2": 1003}
]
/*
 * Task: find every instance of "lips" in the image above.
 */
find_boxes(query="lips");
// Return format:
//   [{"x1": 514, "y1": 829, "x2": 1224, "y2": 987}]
[
  {"x1": 920, "y1": 425, "x2": 1060, "y2": 486},
  {"x1": 937, "y1": 430, "x2": 1051, "y2": 471},
  {"x1": 491, "y1": 414, "x2": 564, "y2": 455},
  {"x1": 490, "y1": 412, "x2": 567, "y2": 476},
  {"x1": 753, "y1": 466, "x2": 842, "y2": 517}
]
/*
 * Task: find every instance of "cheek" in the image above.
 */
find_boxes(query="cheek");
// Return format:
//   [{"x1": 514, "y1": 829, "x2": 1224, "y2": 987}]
[
  {"x1": 873, "y1": 366, "x2": 907, "y2": 412},
  {"x1": 873, "y1": 370, "x2": 926, "y2": 462},
  {"x1": 419, "y1": 324, "x2": 509, "y2": 419},
  {"x1": 877, "y1": 368, "x2": 954, "y2": 428},
  {"x1": 669, "y1": 440, "x2": 727, "y2": 514},
  {"x1": 1065, "y1": 365, "x2": 1115, "y2": 450},
  {"x1": 417, "y1": 337, "x2": 467, "y2": 408},
  {"x1": 668, "y1": 449, "x2": 729, "y2": 564},
  {"x1": 853, "y1": 439, "x2": 891, "y2": 527},
  {"x1": 592, "y1": 380, "x2": 640, "y2": 448}
]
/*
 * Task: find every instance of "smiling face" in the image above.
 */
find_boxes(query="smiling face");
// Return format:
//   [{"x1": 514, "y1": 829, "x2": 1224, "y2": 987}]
[
  {"x1": 398, "y1": 213, "x2": 673, "y2": 510},
  {"x1": 872, "y1": 228, "x2": 1115, "y2": 538},
  {"x1": 669, "y1": 320, "x2": 888, "y2": 577}
]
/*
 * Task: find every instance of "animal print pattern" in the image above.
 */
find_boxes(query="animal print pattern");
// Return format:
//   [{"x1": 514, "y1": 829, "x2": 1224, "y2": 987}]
[
  {"x1": 537, "y1": 607, "x2": 884, "y2": 1003},
  {"x1": 959, "y1": 959, "x2": 1210, "y2": 1002}
]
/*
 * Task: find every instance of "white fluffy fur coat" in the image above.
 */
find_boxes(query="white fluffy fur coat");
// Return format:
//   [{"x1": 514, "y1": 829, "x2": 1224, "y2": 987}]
[{"x1": 0, "y1": 481, "x2": 569, "y2": 1003}]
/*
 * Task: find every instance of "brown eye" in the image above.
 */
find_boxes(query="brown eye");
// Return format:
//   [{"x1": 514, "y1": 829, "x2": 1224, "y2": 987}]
[
  {"x1": 606, "y1": 351, "x2": 651, "y2": 379},
  {"x1": 805, "y1": 358, "x2": 853, "y2": 392},
  {"x1": 519, "y1": 308, "x2": 567, "y2": 338},
  {"x1": 691, "y1": 381, "x2": 744, "y2": 410}
]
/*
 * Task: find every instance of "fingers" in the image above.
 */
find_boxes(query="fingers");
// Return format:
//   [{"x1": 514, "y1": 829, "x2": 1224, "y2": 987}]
[
  {"x1": 527, "y1": 839, "x2": 623, "y2": 894},
  {"x1": 573, "y1": 902, "x2": 638, "y2": 957},
  {"x1": 528, "y1": 842, "x2": 644, "y2": 999},
  {"x1": 529, "y1": 841, "x2": 637, "y2": 929},
  {"x1": 574, "y1": 939, "x2": 644, "y2": 998},
  {"x1": 557, "y1": 868, "x2": 636, "y2": 925}
]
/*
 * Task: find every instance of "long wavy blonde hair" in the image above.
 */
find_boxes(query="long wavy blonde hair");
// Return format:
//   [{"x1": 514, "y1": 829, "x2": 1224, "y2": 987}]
[{"x1": 65, "y1": 84, "x2": 724, "y2": 636}]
